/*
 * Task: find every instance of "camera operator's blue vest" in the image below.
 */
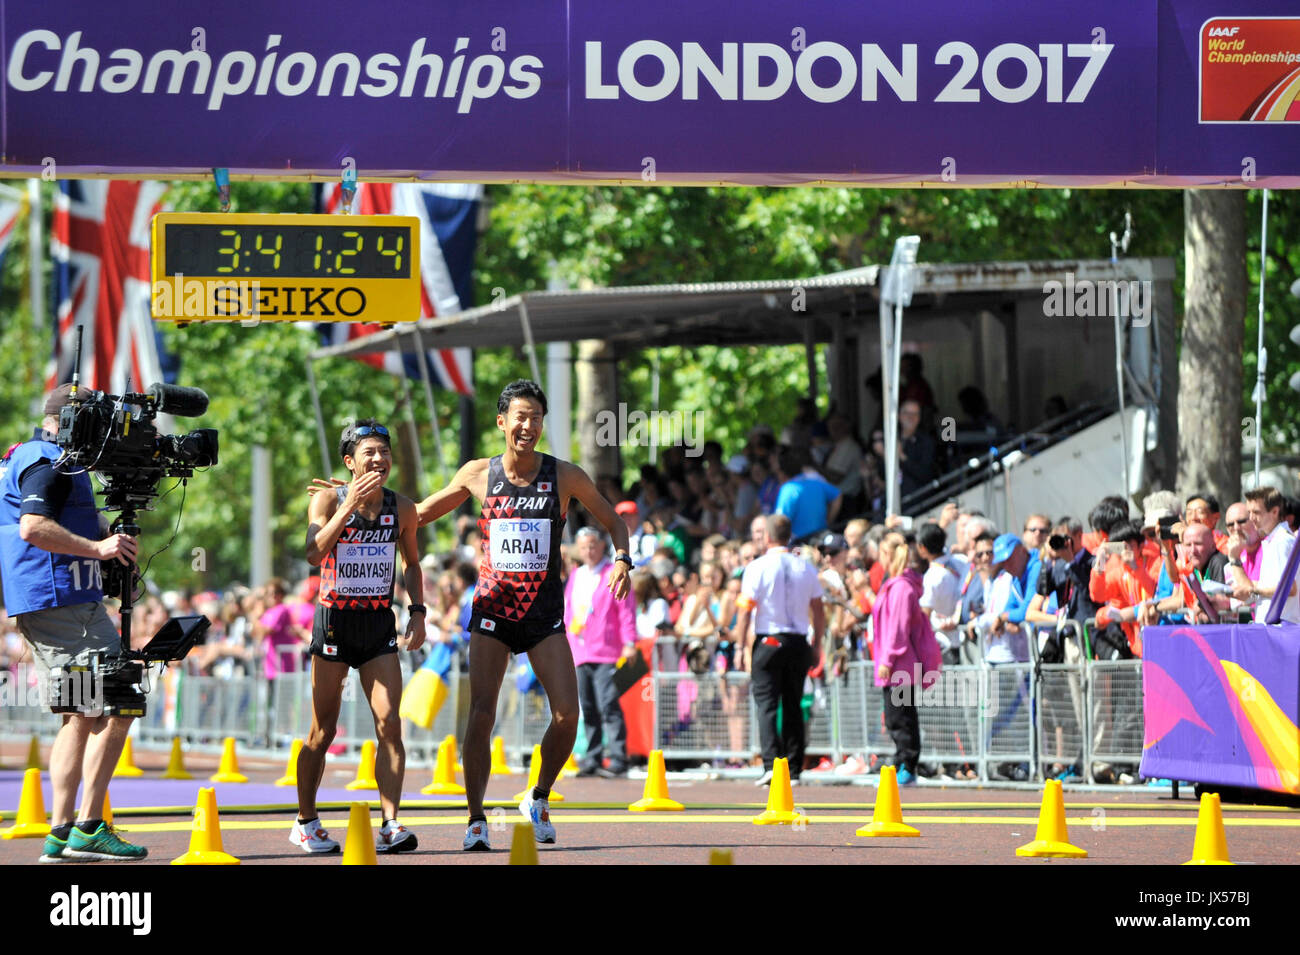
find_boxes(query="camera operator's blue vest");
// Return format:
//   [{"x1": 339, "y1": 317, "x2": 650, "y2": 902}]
[{"x1": 0, "y1": 438, "x2": 104, "y2": 615}]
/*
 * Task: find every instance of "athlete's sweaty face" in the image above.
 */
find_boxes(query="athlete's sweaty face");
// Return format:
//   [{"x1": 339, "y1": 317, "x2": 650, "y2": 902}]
[
  {"x1": 499, "y1": 397, "x2": 544, "y2": 453},
  {"x1": 346, "y1": 436, "x2": 391, "y2": 482}
]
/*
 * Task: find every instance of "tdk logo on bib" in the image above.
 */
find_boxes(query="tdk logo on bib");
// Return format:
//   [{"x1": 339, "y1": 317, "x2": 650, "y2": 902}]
[{"x1": 499, "y1": 520, "x2": 545, "y2": 533}]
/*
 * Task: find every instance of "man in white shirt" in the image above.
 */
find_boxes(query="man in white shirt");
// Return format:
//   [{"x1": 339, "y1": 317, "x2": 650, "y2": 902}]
[
  {"x1": 917, "y1": 522, "x2": 962, "y2": 664},
  {"x1": 734, "y1": 514, "x2": 825, "y2": 786},
  {"x1": 1244, "y1": 486, "x2": 1300, "y2": 623}
]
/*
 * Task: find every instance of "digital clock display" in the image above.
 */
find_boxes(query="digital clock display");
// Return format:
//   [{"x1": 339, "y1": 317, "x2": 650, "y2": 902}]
[
  {"x1": 164, "y1": 222, "x2": 414, "y2": 279},
  {"x1": 150, "y1": 213, "x2": 422, "y2": 323}
]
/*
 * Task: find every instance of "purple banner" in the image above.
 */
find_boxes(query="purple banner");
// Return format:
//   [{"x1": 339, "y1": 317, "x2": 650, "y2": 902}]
[
  {"x1": 1, "y1": 1, "x2": 1296, "y2": 186},
  {"x1": 1140, "y1": 624, "x2": 1300, "y2": 794}
]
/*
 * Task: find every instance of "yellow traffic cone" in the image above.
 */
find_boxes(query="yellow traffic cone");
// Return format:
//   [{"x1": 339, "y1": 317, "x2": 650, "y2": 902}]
[
  {"x1": 752, "y1": 758, "x2": 806, "y2": 825},
  {"x1": 102, "y1": 790, "x2": 113, "y2": 827},
  {"x1": 0, "y1": 768, "x2": 50, "y2": 839},
  {"x1": 629, "y1": 750, "x2": 684, "y2": 811},
  {"x1": 562, "y1": 752, "x2": 580, "y2": 777},
  {"x1": 275, "y1": 739, "x2": 303, "y2": 787},
  {"x1": 420, "y1": 738, "x2": 466, "y2": 795},
  {"x1": 341, "y1": 802, "x2": 377, "y2": 865},
  {"x1": 709, "y1": 849, "x2": 734, "y2": 865},
  {"x1": 161, "y1": 737, "x2": 192, "y2": 780},
  {"x1": 113, "y1": 737, "x2": 144, "y2": 777},
  {"x1": 210, "y1": 737, "x2": 248, "y2": 783},
  {"x1": 346, "y1": 740, "x2": 380, "y2": 791},
  {"x1": 1016, "y1": 779, "x2": 1087, "y2": 858},
  {"x1": 1183, "y1": 792, "x2": 1233, "y2": 865},
  {"x1": 170, "y1": 787, "x2": 240, "y2": 865},
  {"x1": 509, "y1": 821, "x2": 539, "y2": 865},
  {"x1": 444, "y1": 734, "x2": 463, "y2": 772},
  {"x1": 512, "y1": 744, "x2": 565, "y2": 802},
  {"x1": 25, "y1": 735, "x2": 42, "y2": 771},
  {"x1": 490, "y1": 736, "x2": 515, "y2": 775},
  {"x1": 856, "y1": 766, "x2": 920, "y2": 837}
]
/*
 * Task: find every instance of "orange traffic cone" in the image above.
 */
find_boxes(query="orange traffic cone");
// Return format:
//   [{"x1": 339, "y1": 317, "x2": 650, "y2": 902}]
[
  {"x1": 1183, "y1": 792, "x2": 1233, "y2": 865},
  {"x1": 629, "y1": 751, "x2": 684, "y2": 811},
  {"x1": 420, "y1": 738, "x2": 466, "y2": 795},
  {"x1": 170, "y1": 787, "x2": 240, "y2": 865},
  {"x1": 210, "y1": 737, "x2": 248, "y2": 783},
  {"x1": 341, "y1": 803, "x2": 377, "y2": 865},
  {"x1": 346, "y1": 740, "x2": 380, "y2": 790},
  {"x1": 161, "y1": 737, "x2": 192, "y2": 780},
  {"x1": 509, "y1": 821, "x2": 539, "y2": 865},
  {"x1": 490, "y1": 736, "x2": 515, "y2": 775},
  {"x1": 752, "y1": 758, "x2": 806, "y2": 825},
  {"x1": 856, "y1": 766, "x2": 920, "y2": 837},
  {"x1": 513, "y1": 745, "x2": 565, "y2": 802},
  {"x1": 1016, "y1": 779, "x2": 1087, "y2": 858},
  {"x1": 275, "y1": 739, "x2": 303, "y2": 787},
  {"x1": 0, "y1": 768, "x2": 50, "y2": 839},
  {"x1": 113, "y1": 737, "x2": 144, "y2": 777}
]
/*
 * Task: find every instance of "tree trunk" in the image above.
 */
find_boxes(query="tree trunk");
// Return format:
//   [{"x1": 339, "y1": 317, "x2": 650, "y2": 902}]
[
  {"x1": 1177, "y1": 190, "x2": 1245, "y2": 508},
  {"x1": 576, "y1": 339, "x2": 620, "y2": 480}
]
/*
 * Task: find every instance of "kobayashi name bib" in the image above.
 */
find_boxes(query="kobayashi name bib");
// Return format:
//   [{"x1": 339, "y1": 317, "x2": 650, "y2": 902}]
[
  {"x1": 333, "y1": 540, "x2": 396, "y2": 595},
  {"x1": 490, "y1": 517, "x2": 551, "y2": 572}
]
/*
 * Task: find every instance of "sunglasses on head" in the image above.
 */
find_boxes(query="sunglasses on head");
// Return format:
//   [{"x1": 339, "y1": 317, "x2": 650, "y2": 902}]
[{"x1": 353, "y1": 425, "x2": 390, "y2": 439}]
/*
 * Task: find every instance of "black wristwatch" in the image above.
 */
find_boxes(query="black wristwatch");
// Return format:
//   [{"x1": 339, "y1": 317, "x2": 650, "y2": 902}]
[
  {"x1": 408, "y1": 604, "x2": 427, "y2": 615},
  {"x1": 614, "y1": 552, "x2": 633, "y2": 567}
]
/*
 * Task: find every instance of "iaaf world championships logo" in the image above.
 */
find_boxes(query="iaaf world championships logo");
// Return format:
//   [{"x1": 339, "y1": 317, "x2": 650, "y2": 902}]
[{"x1": 1199, "y1": 16, "x2": 1300, "y2": 123}]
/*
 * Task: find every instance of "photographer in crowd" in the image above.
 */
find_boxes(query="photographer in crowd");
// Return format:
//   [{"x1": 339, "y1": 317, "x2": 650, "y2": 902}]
[{"x1": 0, "y1": 384, "x2": 146, "y2": 862}]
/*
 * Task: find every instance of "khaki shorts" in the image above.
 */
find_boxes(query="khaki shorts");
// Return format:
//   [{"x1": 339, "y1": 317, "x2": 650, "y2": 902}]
[{"x1": 16, "y1": 602, "x2": 121, "y2": 691}]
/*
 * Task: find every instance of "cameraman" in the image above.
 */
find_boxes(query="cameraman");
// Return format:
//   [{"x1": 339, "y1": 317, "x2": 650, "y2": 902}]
[{"x1": 0, "y1": 384, "x2": 145, "y2": 862}]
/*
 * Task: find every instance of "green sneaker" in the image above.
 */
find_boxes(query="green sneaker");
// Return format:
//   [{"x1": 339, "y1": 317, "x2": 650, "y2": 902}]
[
  {"x1": 64, "y1": 823, "x2": 148, "y2": 861},
  {"x1": 38, "y1": 832, "x2": 72, "y2": 864}
]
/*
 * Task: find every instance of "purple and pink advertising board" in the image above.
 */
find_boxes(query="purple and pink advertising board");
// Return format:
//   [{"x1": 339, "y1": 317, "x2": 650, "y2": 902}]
[
  {"x1": 1141, "y1": 624, "x2": 1300, "y2": 794},
  {"x1": 1, "y1": 0, "x2": 1296, "y2": 186}
]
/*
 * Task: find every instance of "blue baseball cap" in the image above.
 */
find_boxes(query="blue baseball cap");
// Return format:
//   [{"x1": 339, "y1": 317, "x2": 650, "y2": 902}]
[{"x1": 992, "y1": 533, "x2": 1021, "y2": 564}]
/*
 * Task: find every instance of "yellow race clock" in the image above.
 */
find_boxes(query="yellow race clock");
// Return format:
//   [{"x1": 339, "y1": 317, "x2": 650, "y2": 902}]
[{"x1": 150, "y1": 212, "x2": 421, "y2": 323}]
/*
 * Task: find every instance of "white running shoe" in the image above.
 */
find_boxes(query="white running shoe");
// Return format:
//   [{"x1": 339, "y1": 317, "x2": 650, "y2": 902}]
[
  {"x1": 462, "y1": 820, "x2": 491, "y2": 851},
  {"x1": 290, "y1": 818, "x2": 340, "y2": 854},
  {"x1": 519, "y1": 791, "x2": 557, "y2": 844},
  {"x1": 376, "y1": 821, "x2": 418, "y2": 854}
]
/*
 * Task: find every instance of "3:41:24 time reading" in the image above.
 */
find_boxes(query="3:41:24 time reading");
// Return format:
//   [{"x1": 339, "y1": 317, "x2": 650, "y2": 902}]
[{"x1": 164, "y1": 224, "x2": 412, "y2": 280}]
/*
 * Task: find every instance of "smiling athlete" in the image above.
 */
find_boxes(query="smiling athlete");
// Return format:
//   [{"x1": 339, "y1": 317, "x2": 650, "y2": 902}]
[
  {"x1": 416, "y1": 380, "x2": 631, "y2": 851},
  {"x1": 295, "y1": 419, "x2": 426, "y2": 855}
]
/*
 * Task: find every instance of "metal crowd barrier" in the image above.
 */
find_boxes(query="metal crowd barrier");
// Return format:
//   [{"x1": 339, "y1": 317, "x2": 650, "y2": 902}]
[{"x1": 1, "y1": 653, "x2": 1148, "y2": 784}]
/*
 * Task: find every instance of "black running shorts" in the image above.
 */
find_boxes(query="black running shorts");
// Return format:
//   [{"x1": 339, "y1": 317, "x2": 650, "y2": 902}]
[
  {"x1": 468, "y1": 610, "x2": 564, "y2": 655},
  {"x1": 310, "y1": 605, "x2": 398, "y2": 669}
]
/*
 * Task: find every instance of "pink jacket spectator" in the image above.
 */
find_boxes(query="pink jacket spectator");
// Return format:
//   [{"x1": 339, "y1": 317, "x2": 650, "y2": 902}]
[
  {"x1": 872, "y1": 568, "x2": 942, "y2": 688},
  {"x1": 260, "y1": 603, "x2": 303, "y2": 679},
  {"x1": 565, "y1": 561, "x2": 637, "y2": 666}
]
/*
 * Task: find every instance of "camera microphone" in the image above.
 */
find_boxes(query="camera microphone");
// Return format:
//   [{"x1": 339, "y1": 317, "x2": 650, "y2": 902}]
[{"x1": 148, "y1": 383, "x2": 209, "y2": 418}]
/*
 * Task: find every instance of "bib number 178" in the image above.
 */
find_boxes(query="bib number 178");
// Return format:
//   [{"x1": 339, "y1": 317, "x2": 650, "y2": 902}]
[{"x1": 68, "y1": 559, "x2": 103, "y2": 591}]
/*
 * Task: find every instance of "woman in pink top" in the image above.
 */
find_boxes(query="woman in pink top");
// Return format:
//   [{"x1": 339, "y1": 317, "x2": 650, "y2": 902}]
[
  {"x1": 254, "y1": 578, "x2": 310, "y2": 680},
  {"x1": 872, "y1": 532, "x2": 942, "y2": 785}
]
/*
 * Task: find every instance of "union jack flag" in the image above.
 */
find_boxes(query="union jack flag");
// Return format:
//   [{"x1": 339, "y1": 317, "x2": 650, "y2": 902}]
[
  {"x1": 0, "y1": 183, "x2": 25, "y2": 269},
  {"x1": 48, "y1": 181, "x2": 174, "y2": 395},
  {"x1": 317, "y1": 182, "x2": 479, "y2": 396}
]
